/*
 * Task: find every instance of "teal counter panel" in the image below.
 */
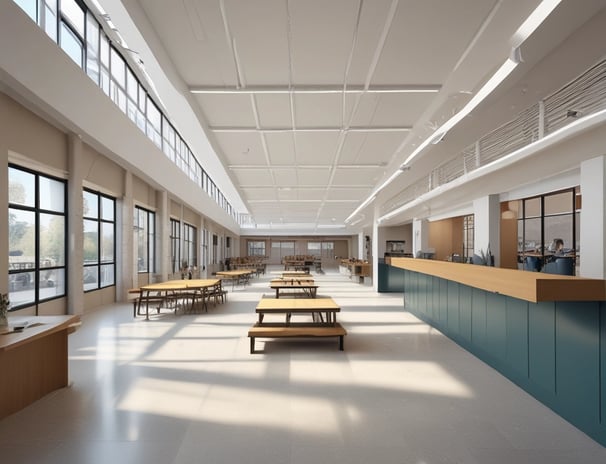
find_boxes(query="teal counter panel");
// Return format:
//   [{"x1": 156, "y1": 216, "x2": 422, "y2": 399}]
[
  {"x1": 377, "y1": 262, "x2": 406, "y2": 292},
  {"x1": 555, "y1": 301, "x2": 600, "y2": 430},
  {"x1": 401, "y1": 269, "x2": 606, "y2": 446},
  {"x1": 505, "y1": 297, "x2": 528, "y2": 380},
  {"x1": 459, "y1": 285, "x2": 473, "y2": 343},
  {"x1": 447, "y1": 281, "x2": 460, "y2": 334},
  {"x1": 438, "y1": 278, "x2": 448, "y2": 325},
  {"x1": 486, "y1": 293, "x2": 507, "y2": 362},
  {"x1": 528, "y1": 301, "x2": 556, "y2": 397},
  {"x1": 471, "y1": 288, "x2": 487, "y2": 347}
]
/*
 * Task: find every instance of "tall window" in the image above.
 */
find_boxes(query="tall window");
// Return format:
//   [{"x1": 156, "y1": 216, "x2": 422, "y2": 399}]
[
  {"x1": 517, "y1": 188, "x2": 578, "y2": 273},
  {"x1": 463, "y1": 215, "x2": 474, "y2": 261},
  {"x1": 212, "y1": 234, "x2": 218, "y2": 264},
  {"x1": 247, "y1": 240, "x2": 266, "y2": 257},
  {"x1": 83, "y1": 189, "x2": 115, "y2": 291},
  {"x1": 135, "y1": 206, "x2": 155, "y2": 273},
  {"x1": 170, "y1": 218, "x2": 180, "y2": 274},
  {"x1": 8, "y1": 165, "x2": 67, "y2": 310},
  {"x1": 183, "y1": 223, "x2": 197, "y2": 269}
]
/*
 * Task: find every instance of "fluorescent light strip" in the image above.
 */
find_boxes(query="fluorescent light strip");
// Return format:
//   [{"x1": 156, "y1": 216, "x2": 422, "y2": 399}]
[
  {"x1": 350, "y1": 0, "x2": 561, "y2": 225},
  {"x1": 190, "y1": 85, "x2": 440, "y2": 94}
]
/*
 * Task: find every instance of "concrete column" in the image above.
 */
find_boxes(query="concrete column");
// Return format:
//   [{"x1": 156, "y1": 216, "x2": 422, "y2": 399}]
[
  {"x1": 357, "y1": 231, "x2": 364, "y2": 259},
  {"x1": 580, "y1": 156, "x2": 606, "y2": 278},
  {"x1": 473, "y1": 195, "x2": 500, "y2": 266},
  {"x1": 412, "y1": 218, "x2": 429, "y2": 257},
  {"x1": 67, "y1": 134, "x2": 84, "y2": 315},
  {"x1": 156, "y1": 189, "x2": 169, "y2": 282},
  {"x1": 119, "y1": 170, "x2": 134, "y2": 300}
]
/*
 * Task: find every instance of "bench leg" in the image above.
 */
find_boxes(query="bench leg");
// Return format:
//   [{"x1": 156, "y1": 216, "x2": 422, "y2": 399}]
[
  {"x1": 339, "y1": 335, "x2": 344, "y2": 351},
  {"x1": 250, "y1": 337, "x2": 255, "y2": 354}
]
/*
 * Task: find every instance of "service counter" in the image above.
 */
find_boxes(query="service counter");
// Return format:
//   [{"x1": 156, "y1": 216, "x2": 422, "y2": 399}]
[
  {"x1": 386, "y1": 257, "x2": 606, "y2": 447},
  {"x1": 0, "y1": 315, "x2": 80, "y2": 419}
]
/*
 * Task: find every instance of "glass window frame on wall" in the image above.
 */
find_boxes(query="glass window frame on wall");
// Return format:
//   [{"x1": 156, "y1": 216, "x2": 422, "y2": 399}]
[
  {"x1": 170, "y1": 218, "x2": 180, "y2": 275},
  {"x1": 8, "y1": 164, "x2": 67, "y2": 312},
  {"x1": 183, "y1": 222, "x2": 198, "y2": 270},
  {"x1": 82, "y1": 188, "x2": 116, "y2": 292},
  {"x1": 13, "y1": 0, "x2": 241, "y2": 225},
  {"x1": 517, "y1": 187, "x2": 578, "y2": 273},
  {"x1": 134, "y1": 206, "x2": 155, "y2": 274},
  {"x1": 247, "y1": 240, "x2": 266, "y2": 257}
]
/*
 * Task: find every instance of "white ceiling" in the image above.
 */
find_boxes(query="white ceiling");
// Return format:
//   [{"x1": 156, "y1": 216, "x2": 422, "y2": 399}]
[{"x1": 118, "y1": 0, "x2": 604, "y2": 230}]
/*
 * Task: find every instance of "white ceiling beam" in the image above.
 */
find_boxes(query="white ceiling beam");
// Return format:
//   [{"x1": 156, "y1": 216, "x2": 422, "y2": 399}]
[
  {"x1": 211, "y1": 126, "x2": 411, "y2": 133},
  {"x1": 190, "y1": 85, "x2": 441, "y2": 94}
]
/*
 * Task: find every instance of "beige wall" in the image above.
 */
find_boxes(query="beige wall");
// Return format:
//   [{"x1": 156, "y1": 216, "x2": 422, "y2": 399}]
[{"x1": 429, "y1": 217, "x2": 464, "y2": 261}]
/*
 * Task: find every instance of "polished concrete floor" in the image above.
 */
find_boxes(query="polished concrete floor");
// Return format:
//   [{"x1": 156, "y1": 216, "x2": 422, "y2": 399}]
[{"x1": 0, "y1": 267, "x2": 604, "y2": 464}]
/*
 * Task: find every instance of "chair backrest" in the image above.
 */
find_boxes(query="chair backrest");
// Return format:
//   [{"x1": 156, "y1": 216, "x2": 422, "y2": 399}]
[
  {"x1": 525, "y1": 256, "x2": 541, "y2": 272},
  {"x1": 555, "y1": 257, "x2": 574, "y2": 275}
]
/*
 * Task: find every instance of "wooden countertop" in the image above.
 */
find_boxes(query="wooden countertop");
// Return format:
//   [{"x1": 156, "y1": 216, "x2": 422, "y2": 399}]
[
  {"x1": 388, "y1": 257, "x2": 606, "y2": 303},
  {"x1": 0, "y1": 315, "x2": 80, "y2": 352}
]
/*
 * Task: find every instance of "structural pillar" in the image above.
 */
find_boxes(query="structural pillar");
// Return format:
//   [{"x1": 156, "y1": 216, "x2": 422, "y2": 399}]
[
  {"x1": 67, "y1": 133, "x2": 84, "y2": 315},
  {"x1": 580, "y1": 156, "x2": 606, "y2": 278}
]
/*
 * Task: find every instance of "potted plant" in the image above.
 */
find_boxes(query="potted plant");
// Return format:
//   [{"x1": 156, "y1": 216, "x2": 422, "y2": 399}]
[{"x1": 0, "y1": 293, "x2": 10, "y2": 329}]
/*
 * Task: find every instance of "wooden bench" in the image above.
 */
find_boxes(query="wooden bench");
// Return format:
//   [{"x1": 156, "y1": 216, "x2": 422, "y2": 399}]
[{"x1": 248, "y1": 323, "x2": 347, "y2": 353}]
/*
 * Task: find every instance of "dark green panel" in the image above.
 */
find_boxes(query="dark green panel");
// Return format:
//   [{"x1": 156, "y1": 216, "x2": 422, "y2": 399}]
[
  {"x1": 418, "y1": 273, "x2": 428, "y2": 315},
  {"x1": 471, "y1": 288, "x2": 487, "y2": 347},
  {"x1": 410, "y1": 271, "x2": 418, "y2": 309},
  {"x1": 555, "y1": 301, "x2": 600, "y2": 429},
  {"x1": 506, "y1": 297, "x2": 528, "y2": 379},
  {"x1": 459, "y1": 285, "x2": 472, "y2": 343},
  {"x1": 432, "y1": 277, "x2": 440, "y2": 322},
  {"x1": 438, "y1": 278, "x2": 448, "y2": 324},
  {"x1": 377, "y1": 263, "x2": 406, "y2": 293},
  {"x1": 528, "y1": 301, "x2": 556, "y2": 396},
  {"x1": 486, "y1": 293, "x2": 507, "y2": 362},
  {"x1": 447, "y1": 281, "x2": 460, "y2": 334}
]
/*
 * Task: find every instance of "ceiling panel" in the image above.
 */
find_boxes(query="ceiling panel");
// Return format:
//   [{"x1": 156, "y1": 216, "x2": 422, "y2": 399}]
[
  {"x1": 265, "y1": 132, "x2": 296, "y2": 165},
  {"x1": 223, "y1": 0, "x2": 290, "y2": 85},
  {"x1": 215, "y1": 133, "x2": 266, "y2": 166},
  {"x1": 339, "y1": 132, "x2": 403, "y2": 165},
  {"x1": 271, "y1": 168, "x2": 298, "y2": 186},
  {"x1": 332, "y1": 167, "x2": 382, "y2": 186},
  {"x1": 255, "y1": 94, "x2": 292, "y2": 128},
  {"x1": 289, "y1": 0, "x2": 359, "y2": 84},
  {"x1": 326, "y1": 187, "x2": 373, "y2": 201},
  {"x1": 294, "y1": 94, "x2": 343, "y2": 127},
  {"x1": 297, "y1": 168, "x2": 332, "y2": 186},
  {"x1": 295, "y1": 132, "x2": 340, "y2": 165},
  {"x1": 241, "y1": 187, "x2": 275, "y2": 201},
  {"x1": 372, "y1": 0, "x2": 498, "y2": 85},
  {"x1": 195, "y1": 94, "x2": 255, "y2": 126},
  {"x1": 231, "y1": 168, "x2": 273, "y2": 186}
]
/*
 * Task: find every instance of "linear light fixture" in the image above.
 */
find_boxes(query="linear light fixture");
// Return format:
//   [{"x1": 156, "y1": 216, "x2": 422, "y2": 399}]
[
  {"x1": 210, "y1": 126, "x2": 411, "y2": 133},
  {"x1": 348, "y1": 0, "x2": 562, "y2": 226},
  {"x1": 190, "y1": 85, "x2": 441, "y2": 94}
]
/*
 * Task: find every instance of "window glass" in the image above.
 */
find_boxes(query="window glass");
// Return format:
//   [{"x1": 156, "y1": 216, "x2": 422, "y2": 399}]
[
  {"x1": 101, "y1": 222, "x2": 114, "y2": 262},
  {"x1": 39, "y1": 176, "x2": 65, "y2": 212},
  {"x1": 9, "y1": 166, "x2": 66, "y2": 308},
  {"x1": 100, "y1": 32, "x2": 110, "y2": 66},
  {"x1": 83, "y1": 265, "x2": 99, "y2": 291},
  {"x1": 126, "y1": 68, "x2": 138, "y2": 101},
  {"x1": 86, "y1": 12, "x2": 99, "y2": 83},
  {"x1": 83, "y1": 190, "x2": 98, "y2": 218},
  {"x1": 525, "y1": 197, "x2": 541, "y2": 218},
  {"x1": 100, "y1": 263, "x2": 115, "y2": 287},
  {"x1": 110, "y1": 48, "x2": 125, "y2": 88},
  {"x1": 9, "y1": 167, "x2": 35, "y2": 206},
  {"x1": 8, "y1": 209, "x2": 36, "y2": 269},
  {"x1": 101, "y1": 196, "x2": 114, "y2": 221},
  {"x1": 83, "y1": 219, "x2": 99, "y2": 263},
  {"x1": 60, "y1": 22, "x2": 83, "y2": 67},
  {"x1": 14, "y1": 0, "x2": 37, "y2": 21},
  {"x1": 545, "y1": 191, "x2": 572, "y2": 215},
  {"x1": 39, "y1": 213, "x2": 65, "y2": 267},
  {"x1": 40, "y1": 268, "x2": 65, "y2": 300},
  {"x1": 43, "y1": 0, "x2": 58, "y2": 42},
  {"x1": 60, "y1": 0, "x2": 84, "y2": 36}
]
